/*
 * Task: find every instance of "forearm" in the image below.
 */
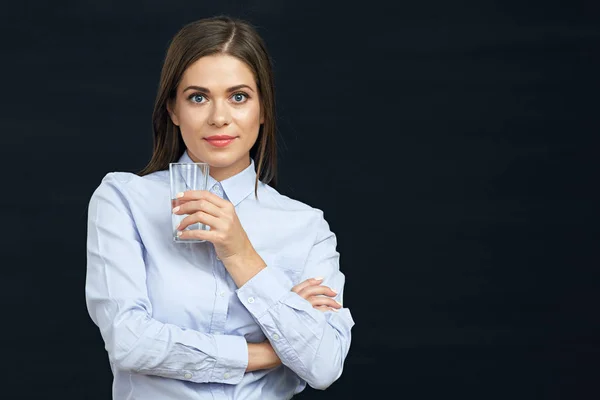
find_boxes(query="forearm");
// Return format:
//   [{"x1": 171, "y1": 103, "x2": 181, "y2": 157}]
[
  {"x1": 235, "y1": 267, "x2": 354, "y2": 390},
  {"x1": 88, "y1": 300, "x2": 249, "y2": 384},
  {"x1": 222, "y1": 246, "x2": 266, "y2": 288},
  {"x1": 246, "y1": 341, "x2": 281, "y2": 372}
]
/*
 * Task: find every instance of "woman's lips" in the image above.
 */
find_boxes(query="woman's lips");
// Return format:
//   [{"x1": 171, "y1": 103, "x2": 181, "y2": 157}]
[{"x1": 204, "y1": 137, "x2": 236, "y2": 148}]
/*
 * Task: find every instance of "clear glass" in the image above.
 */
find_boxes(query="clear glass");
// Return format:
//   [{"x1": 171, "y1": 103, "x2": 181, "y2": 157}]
[{"x1": 169, "y1": 162, "x2": 210, "y2": 243}]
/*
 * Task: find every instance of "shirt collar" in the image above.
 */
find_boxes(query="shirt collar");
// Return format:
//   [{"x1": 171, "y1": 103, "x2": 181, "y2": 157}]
[{"x1": 177, "y1": 150, "x2": 257, "y2": 206}]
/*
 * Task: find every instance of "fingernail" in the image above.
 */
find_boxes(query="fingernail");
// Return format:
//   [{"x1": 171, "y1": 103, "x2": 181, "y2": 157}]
[
  {"x1": 331, "y1": 288, "x2": 338, "y2": 294},
  {"x1": 176, "y1": 192, "x2": 184, "y2": 198},
  {"x1": 331, "y1": 308, "x2": 338, "y2": 312},
  {"x1": 176, "y1": 231, "x2": 183, "y2": 237},
  {"x1": 172, "y1": 206, "x2": 180, "y2": 213},
  {"x1": 336, "y1": 301, "x2": 342, "y2": 306},
  {"x1": 314, "y1": 276, "x2": 324, "y2": 281}
]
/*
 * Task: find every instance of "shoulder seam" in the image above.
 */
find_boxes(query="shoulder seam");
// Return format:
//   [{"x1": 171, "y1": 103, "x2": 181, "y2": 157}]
[{"x1": 102, "y1": 171, "x2": 135, "y2": 185}]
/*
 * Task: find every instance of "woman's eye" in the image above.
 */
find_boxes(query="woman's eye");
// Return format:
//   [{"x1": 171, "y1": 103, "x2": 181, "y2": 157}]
[
  {"x1": 190, "y1": 94, "x2": 206, "y2": 104},
  {"x1": 188, "y1": 92, "x2": 248, "y2": 104},
  {"x1": 232, "y1": 93, "x2": 248, "y2": 103}
]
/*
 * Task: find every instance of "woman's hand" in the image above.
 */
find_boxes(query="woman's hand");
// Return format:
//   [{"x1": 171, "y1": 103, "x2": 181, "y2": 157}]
[
  {"x1": 173, "y1": 190, "x2": 254, "y2": 260},
  {"x1": 292, "y1": 277, "x2": 342, "y2": 312}
]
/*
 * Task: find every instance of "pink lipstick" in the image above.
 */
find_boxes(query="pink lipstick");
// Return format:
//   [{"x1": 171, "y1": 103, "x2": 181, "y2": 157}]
[{"x1": 204, "y1": 135, "x2": 236, "y2": 148}]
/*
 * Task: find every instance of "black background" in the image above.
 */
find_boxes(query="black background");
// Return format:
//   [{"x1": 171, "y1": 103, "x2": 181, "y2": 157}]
[{"x1": 2, "y1": 1, "x2": 599, "y2": 399}]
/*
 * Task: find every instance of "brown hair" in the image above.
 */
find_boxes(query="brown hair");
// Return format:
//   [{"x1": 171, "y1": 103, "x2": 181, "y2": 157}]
[{"x1": 137, "y1": 15, "x2": 277, "y2": 196}]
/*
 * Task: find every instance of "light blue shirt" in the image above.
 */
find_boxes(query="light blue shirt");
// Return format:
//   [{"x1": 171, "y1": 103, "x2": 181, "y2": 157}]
[{"x1": 85, "y1": 150, "x2": 355, "y2": 400}]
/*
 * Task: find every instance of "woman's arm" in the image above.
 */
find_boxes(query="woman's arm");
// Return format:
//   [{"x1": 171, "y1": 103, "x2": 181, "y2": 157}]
[
  {"x1": 86, "y1": 174, "x2": 251, "y2": 384},
  {"x1": 171, "y1": 190, "x2": 354, "y2": 389},
  {"x1": 246, "y1": 341, "x2": 281, "y2": 372},
  {"x1": 231, "y1": 212, "x2": 355, "y2": 390}
]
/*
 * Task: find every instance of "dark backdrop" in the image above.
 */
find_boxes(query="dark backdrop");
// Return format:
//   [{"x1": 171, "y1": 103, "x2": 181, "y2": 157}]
[{"x1": 2, "y1": 1, "x2": 599, "y2": 399}]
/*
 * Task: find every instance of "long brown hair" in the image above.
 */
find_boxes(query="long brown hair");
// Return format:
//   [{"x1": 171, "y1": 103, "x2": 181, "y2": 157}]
[{"x1": 137, "y1": 15, "x2": 277, "y2": 196}]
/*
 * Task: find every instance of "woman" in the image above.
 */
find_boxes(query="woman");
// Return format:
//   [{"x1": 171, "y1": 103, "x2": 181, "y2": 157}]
[{"x1": 85, "y1": 15, "x2": 354, "y2": 400}]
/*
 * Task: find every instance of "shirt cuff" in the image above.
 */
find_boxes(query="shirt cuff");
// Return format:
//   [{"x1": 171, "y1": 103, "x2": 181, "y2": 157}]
[
  {"x1": 211, "y1": 334, "x2": 249, "y2": 384},
  {"x1": 236, "y1": 267, "x2": 292, "y2": 319}
]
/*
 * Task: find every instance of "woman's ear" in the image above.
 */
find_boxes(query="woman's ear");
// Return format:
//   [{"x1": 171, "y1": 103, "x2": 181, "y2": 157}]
[{"x1": 167, "y1": 100, "x2": 180, "y2": 126}]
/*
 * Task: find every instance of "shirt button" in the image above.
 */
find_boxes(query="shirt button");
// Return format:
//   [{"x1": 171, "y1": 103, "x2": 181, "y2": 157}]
[
  {"x1": 248, "y1": 297, "x2": 255, "y2": 303},
  {"x1": 216, "y1": 255, "x2": 220, "y2": 260},
  {"x1": 272, "y1": 333, "x2": 279, "y2": 340},
  {"x1": 220, "y1": 291, "x2": 225, "y2": 297},
  {"x1": 184, "y1": 373, "x2": 192, "y2": 379},
  {"x1": 224, "y1": 372, "x2": 230, "y2": 379}
]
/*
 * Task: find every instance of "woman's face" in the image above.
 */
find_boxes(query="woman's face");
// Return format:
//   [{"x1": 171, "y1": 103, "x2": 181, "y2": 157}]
[{"x1": 168, "y1": 54, "x2": 264, "y2": 181}]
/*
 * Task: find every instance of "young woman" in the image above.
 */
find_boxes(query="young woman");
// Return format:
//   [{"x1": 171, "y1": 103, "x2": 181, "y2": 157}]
[{"x1": 85, "y1": 15, "x2": 354, "y2": 400}]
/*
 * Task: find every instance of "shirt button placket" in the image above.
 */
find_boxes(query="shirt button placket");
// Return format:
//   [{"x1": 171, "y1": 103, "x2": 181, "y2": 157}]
[
  {"x1": 206, "y1": 182, "x2": 229, "y2": 400},
  {"x1": 211, "y1": 183, "x2": 223, "y2": 198},
  {"x1": 212, "y1": 246, "x2": 229, "y2": 339}
]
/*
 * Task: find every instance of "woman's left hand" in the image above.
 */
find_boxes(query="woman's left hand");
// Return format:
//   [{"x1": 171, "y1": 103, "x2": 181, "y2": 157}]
[{"x1": 173, "y1": 190, "x2": 254, "y2": 260}]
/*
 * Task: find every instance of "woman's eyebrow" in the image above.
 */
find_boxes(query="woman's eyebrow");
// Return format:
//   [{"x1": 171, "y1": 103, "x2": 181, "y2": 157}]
[{"x1": 183, "y1": 84, "x2": 255, "y2": 93}]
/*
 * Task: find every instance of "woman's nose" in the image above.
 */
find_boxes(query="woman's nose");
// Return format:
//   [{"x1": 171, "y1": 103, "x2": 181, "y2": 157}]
[{"x1": 208, "y1": 100, "x2": 231, "y2": 127}]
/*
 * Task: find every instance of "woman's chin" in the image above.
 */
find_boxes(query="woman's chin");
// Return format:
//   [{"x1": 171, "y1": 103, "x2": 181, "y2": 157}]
[{"x1": 202, "y1": 153, "x2": 246, "y2": 170}]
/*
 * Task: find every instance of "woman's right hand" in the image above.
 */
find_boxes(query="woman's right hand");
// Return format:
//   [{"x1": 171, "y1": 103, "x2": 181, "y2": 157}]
[{"x1": 291, "y1": 277, "x2": 342, "y2": 312}]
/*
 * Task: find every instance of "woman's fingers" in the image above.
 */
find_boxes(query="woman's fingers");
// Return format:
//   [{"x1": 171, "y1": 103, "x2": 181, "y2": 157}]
[
  {"x1": 297, "y1": 285, "x2": 338, "y2": 299},
  {"x1": 178, "y1": 211, "x2": 220, "y2": 231},
  {"x1": 175, "y1": 190, "x2": 229, "y2": 208},
  {"x1": 290, "y1": 278, "x2": 342, "y2": 313},
  {"x1": 174, "y1": 198, "x2": 222, "y2": 218},
  {"x1": 307, "y1": 296, "x2": 342, "y2": 310},
  {"x1": 177, "y1": 227, "x2": 218, "y2": 242},
  {"x1": 174, "y1": 196, "x2": 224, "y2": 231},
  {"x1": 291, "y1": 277, "x2": 324, "y2": 294}
]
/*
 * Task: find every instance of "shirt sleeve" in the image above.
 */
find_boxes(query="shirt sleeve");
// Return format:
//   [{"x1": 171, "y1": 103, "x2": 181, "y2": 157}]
[
  {"x1": 235, "y1": 211, "x2": 355, "y2": 390},
  {"x1": 85, "y1": 173, "x2": 248, "y2": 384}
]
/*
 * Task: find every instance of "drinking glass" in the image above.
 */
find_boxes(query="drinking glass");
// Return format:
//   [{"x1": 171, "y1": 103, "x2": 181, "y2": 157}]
[{"x1": 169, "y1": 162, "x2": 210, "y2": 243}]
